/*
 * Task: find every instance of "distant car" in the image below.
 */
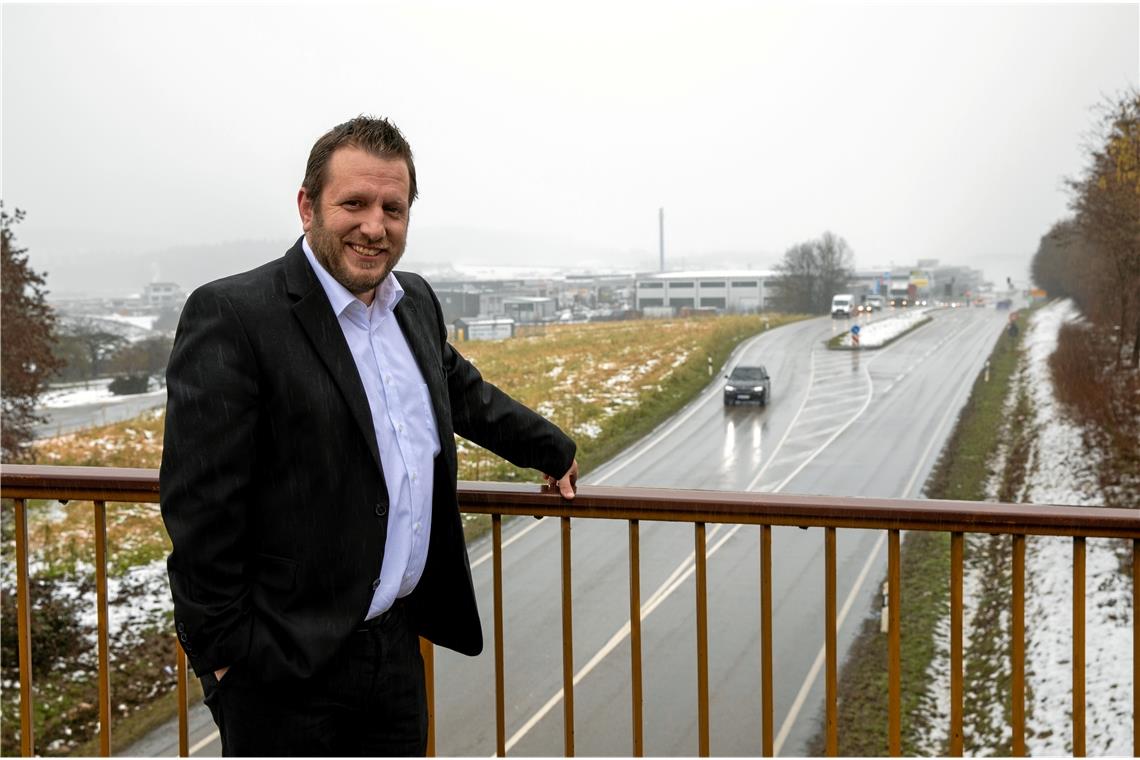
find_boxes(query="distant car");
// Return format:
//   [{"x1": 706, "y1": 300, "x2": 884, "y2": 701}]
[
  {"x1": 861, "y1": 295, "x2": 885, "y2": 312},
  {"x1": 724, "y1": 365, "x2": 771, "y2": 406}
]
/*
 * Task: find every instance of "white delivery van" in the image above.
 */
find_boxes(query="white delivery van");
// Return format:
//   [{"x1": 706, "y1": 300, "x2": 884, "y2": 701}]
[{"x1": 831, "y1": 294, "x2": 855, "y2": 318}]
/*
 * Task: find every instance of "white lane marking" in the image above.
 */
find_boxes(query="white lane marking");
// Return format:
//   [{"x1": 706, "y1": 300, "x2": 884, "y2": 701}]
[
  {"x1": 502, "y1": 331, "x2": 829, "y2": 751},
  {"x1": 767, "y1": 368, "x2": 874, "y2": 495},
  {"x1": 770, "y1": 311, "x2": 991, "y2": 754},
  {"x1": 772, "y1": 532, "x2": 887, "y2": 755},
  {"x1": 503, "y1": 523, "x2": 741, "y2": 754},
  {"x1": 744, "y1": 348, "x2": 818, "y2": 491},
  {"x1": 190, "y1": 729, "x2": 219, "y2": 755},
  {"x1": 589, "y1": 324, "x2": 794, "y2": 485},
  {"x1": 746, "y1": 346, "x2": 872, "y2": 493},
  {"x1": 470, "y1": 516, "x2": 549, "y2": 570}
]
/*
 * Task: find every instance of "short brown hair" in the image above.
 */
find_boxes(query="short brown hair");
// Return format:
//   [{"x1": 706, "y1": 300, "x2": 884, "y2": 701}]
[{"x1": 302, "y1": 116, "x2": 418, "y2": 206}]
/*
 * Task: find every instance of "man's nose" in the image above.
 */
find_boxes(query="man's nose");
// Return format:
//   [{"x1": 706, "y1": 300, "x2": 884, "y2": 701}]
[{"x1": 358, "y1": 208, "x2": 387, "y2": 241}]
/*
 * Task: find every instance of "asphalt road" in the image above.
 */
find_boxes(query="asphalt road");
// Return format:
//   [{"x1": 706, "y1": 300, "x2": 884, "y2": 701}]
[
  {"x1": 34, "y1": 388, "x2": 167, "y2": 439},
  {"x1": 431, "y1": 306, "x2": 1008, "y2": 757},
  {"x1": 127, "y1": 305, "x2": 1009, "y2": 756}
]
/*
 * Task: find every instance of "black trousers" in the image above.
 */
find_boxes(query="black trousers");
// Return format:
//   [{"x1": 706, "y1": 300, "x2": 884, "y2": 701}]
[{"x1": 201, "y1": 601, "x2": 427, "y2": 757}]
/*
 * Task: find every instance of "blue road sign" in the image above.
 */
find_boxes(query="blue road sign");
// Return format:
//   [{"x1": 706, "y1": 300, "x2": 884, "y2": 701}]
[{"x1": 851, "y1": 324, "x2": 861, "y2": 335}]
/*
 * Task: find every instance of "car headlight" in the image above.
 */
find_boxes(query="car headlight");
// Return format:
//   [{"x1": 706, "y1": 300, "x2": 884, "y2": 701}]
[
  {"x1": 752, "y1": 386, "x2": 765, "y2": 392},
  {"x1": 725, "y1": 385, "x2": 736, "y2": 391}
]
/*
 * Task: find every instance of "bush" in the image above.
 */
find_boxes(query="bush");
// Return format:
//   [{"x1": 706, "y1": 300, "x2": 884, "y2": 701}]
[
  {"x1": 1050, "y1": 321, "x2": 1140, "y2": 504},
  {"x1": 108, "y1": 374, "x2": 151, "y2": 395},
  {"x1": 0, "y1": 575, "x2": 92, "y2": 681}
]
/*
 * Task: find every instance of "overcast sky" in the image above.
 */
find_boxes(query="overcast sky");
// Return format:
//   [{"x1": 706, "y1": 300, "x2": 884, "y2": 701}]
[{"x1": 3, "y1": 2, "x2": 1137, "y2": 295}]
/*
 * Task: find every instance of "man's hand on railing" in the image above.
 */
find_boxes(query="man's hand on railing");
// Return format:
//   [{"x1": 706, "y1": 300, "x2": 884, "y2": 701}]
[{"x1": 544, "y1": 459, "x2": 579, "y2": 500}]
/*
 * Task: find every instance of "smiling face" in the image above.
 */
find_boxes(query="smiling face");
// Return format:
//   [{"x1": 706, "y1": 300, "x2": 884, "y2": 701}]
[{"x1": 297, "y1": 146, "x2": 411, "y2": 304}]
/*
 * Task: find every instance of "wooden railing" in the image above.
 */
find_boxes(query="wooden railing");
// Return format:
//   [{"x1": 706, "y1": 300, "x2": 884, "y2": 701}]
[{"x1": 2, "y1": 464, "x2": 1138, "y2": 756}]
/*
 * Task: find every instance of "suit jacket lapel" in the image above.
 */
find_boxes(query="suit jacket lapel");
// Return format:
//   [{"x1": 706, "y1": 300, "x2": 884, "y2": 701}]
[{"x1": 284, "y1": 241, "x2": 382, "y2": 470}]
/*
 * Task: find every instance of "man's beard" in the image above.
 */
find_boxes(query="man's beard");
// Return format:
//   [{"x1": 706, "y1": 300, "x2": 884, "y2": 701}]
[{"x1": 308, "y1": 213, "x2": 403, "y2": 297}]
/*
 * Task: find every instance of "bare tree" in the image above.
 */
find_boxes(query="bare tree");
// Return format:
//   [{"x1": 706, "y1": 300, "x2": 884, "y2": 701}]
[
  {"x1": 772, "y1": 231, "x2": 855, "y2": 313},
  {"x1": 816, "y1": 231, "x2": 856, "y2": 308}
]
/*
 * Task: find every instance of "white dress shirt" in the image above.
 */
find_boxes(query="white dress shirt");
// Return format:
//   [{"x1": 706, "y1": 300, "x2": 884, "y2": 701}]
[{"x1": 302, "y1": 239, "x2": 441, "y2": 620}]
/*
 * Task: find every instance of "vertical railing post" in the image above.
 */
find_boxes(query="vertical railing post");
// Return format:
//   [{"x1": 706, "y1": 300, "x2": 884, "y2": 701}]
[
  {"x1": 1011, "y1": 534, "x2": 1026, "y2": 756},
  {"x1": 176, "y1": 643, "x2": 189, "y2": 757},
  {"x1": 420, "y1": 637, "x2": 436, "y2": 756},
  {"x1": 950, "y1": 532, "x2": 964, "y2": 756},
  {"x1": 1134, "y1": 538, "x2": 1138, "y2": 759},
  {"x1": 694, "y1": 522, "x2": 710, "y2": 757},
  {"x1": 628, "y1": 520, "x2": 644, "y2": 757},
  {"x1": 14, "y1": 498, "x2": 36, "y2": 756},
  {"x1": 1073, "y1": 536, "x2": 1085, "y2": 757},
  {"x1": 888, "y1": 529, "x2": 901, "y2": 756},
  {"x1": 825, "y1": 527, "x2": 837, "y2": 756},
  {"x1": 760, "y1": 525, "x2": 774, "y2": 757},
  {"x1": 493, "y1": 514, "x2": 506, "y2": 757},
  {"x1": 94, "y1": 500, "x2": 112, "y2": 756},
  {"x1": 560, "y1": 516, "x2": 575, "y2": 756}
]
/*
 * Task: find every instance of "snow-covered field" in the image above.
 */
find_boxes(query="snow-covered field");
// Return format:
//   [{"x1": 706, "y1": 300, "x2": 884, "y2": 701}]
[{"x1": 915, "y1": 299, "x2": 1133, "y2": 755}]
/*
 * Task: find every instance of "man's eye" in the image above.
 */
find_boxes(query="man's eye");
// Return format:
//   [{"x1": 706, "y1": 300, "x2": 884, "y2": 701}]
[{"x1": 343, "y1": 200, "x2": 362, "y2": 209}]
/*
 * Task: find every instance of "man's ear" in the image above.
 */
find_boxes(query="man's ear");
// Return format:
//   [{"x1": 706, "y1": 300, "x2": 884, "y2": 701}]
[{"x1": 297, "y1": 188, "x2": 314, "y2": 233}]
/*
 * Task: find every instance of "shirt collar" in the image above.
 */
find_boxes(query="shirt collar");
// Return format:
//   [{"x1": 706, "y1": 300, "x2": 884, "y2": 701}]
[{"x1": 301, "y1": 236, "x2": 404, "y2": 318}]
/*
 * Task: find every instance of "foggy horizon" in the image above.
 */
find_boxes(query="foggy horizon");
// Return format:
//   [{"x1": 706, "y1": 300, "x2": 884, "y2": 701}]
[{"x1": 3, "y1": 2, "x2": 1137, "y2": 298}]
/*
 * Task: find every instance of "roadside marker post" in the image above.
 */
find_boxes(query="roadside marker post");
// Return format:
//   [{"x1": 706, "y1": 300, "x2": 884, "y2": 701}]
[{"x1": 851, "y1": 324, "x2": 861, "y2": 348}]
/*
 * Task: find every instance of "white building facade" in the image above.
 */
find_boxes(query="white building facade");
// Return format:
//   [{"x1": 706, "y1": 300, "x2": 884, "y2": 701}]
[{"x1": 635, "y1": 270, "x2": 777, "y2": 314}]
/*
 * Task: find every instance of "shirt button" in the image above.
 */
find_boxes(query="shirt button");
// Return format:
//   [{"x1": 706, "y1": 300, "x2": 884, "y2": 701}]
[
  {"x1": 414, "y1": 522, "x2": 421, "y2": 533},
  {"x1": 375, "y1": 502, "x2": 388, "y2": 517}
]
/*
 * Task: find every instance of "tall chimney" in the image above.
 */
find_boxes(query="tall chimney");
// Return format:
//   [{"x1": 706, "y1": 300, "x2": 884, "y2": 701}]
[{"x1": 658, "y1": 207, "x2": 665, "y2": 272}]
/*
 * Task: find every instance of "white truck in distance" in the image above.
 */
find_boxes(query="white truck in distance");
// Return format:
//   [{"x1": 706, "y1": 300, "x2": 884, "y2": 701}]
[{"x1": 831, "y1": 293, "x2": 855, "y2": 318}]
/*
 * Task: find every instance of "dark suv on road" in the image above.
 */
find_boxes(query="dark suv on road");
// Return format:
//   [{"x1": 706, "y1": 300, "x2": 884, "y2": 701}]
[{"x1": 723, "y1": 365, "x2": 771, "y2": 406}]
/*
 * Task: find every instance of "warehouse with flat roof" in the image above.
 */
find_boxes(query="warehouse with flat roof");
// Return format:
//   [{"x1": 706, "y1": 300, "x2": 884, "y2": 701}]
[{"x1": 634, "y1": 270, "x2": 779, "y2": 314}]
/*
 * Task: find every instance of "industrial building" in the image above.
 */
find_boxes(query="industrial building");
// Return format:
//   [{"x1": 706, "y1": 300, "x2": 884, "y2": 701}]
[{"x1": 634, "y1": 270, "x2": 779, "y2": 314}]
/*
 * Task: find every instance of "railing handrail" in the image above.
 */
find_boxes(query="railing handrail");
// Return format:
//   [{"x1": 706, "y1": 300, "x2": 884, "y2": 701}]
[{"x1": 3, "y1": 463, "x2": 1137, "y2": 538}]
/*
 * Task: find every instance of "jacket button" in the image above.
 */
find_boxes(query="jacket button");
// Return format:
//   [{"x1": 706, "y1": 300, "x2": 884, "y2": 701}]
[
  {"x1": 372, "y1": 578, "x2": 381, "y2": 591},
  {"x1": 177, "y1": 622, "x2": 185, "y2": 632},
  {"x1": 179, "y1": 632, "x2": 188, "y2": 642},
  {"x1": 375, "y1": 502, "x2": 388, "y2": 517}
]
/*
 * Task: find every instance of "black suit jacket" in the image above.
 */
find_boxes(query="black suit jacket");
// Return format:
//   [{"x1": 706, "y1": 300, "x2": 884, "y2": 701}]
[{"x1": 160, "y1": 238, "x2": 575, "y2": 682}]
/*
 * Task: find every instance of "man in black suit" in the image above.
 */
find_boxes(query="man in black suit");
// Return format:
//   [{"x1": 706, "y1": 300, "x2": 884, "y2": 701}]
[{"x1": 160, "y1": 116, "x2": 578, "y2": 756}]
